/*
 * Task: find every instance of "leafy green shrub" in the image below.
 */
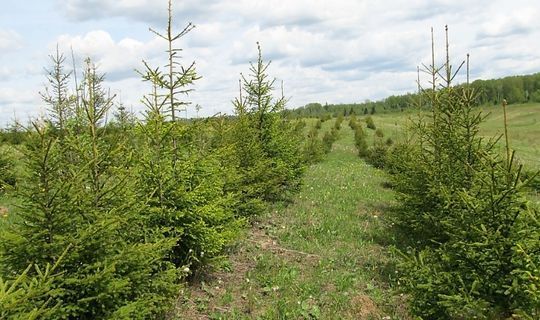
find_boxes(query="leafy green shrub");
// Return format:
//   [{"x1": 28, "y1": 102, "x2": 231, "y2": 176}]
[
  {"x1": 375, "y1": 128, "x2": 384, "y2": 137},
  {"x1": 315, "y1": 119, "x2": 322, "y2": 129}
]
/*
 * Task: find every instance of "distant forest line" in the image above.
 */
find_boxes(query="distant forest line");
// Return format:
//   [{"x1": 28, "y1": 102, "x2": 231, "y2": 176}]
[{"x1": 286, "y1": 72, "x2": 540, "y2": 117}]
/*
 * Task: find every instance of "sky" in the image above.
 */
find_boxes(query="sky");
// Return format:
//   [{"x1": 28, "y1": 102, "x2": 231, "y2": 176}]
[{"x1": 0, "y1": 0, "x2": 539, "y2": 125}]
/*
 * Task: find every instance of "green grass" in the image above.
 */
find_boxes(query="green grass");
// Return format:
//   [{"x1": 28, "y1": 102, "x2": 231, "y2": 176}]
[
  {"x1": 0, "y1": 195, "x2": 21, "y2": 229},
  {"x1": 0, "y1": 144, "x2": 25, "y2": 229},
  {"x1": 178, "y1": 120, "x2": 409, "y2": 319},
  {"x1": 478, "y1": 103, "x2": 540, "y2": 170}
]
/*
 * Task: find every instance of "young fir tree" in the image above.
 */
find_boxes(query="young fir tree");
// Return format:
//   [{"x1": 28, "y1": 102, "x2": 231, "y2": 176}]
[
  {"x1": 334, "y1": 114, "x2": 344, "y2": 130},
  {"x1": 137, "y1": 0, "x2": 241, "y2": 270},
  {"x1": 389, "y1": 26, "x2": 540, "y2": 319},
  {"x1": 39, "y1": 46, "x2": 74, "y2": 133},
  {"x1": 0, "y1": 251, "x2": 68, "y2": 319},
  {"x1": 348, "y1": 114, "x2": 358, "y2": 130},
  {"x1": 0, "y1": 146, "x2": 16, "y2": 193},
  {"x1": 321, "y1": 128, "x2": 338, "y2": 155},
  {"x1": 112, "y1": 103, "x2": 135, "y2": 131},
  {"x1": 354, "y1": 124, "x2": 369, "y2": 158},
  {"x1": 302, "y1": 126, "x2": 324, "y2": 164},
  {"x1": 1, "y1": 58, "x2": 179, "y2": 319},
  {"x1": 230, "y1": 43, "x2": 304, "y2": 211}
]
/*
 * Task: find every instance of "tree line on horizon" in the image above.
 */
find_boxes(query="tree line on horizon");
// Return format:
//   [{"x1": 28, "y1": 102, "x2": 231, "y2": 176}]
[{"x1": 286, "y1": 72, "x2": 540, "y2": 118}]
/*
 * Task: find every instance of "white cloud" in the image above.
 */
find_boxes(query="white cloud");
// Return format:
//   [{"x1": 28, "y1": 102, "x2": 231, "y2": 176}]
[
  {"x1": 60, "y1": 0, "x2": 213, "y2": 23},
  {"x1": 0, "y1": 29, "x2": 23, "y2": 52},
  {"x1": 0, "y1": 67, "x2": 13, "y2": 81},
  {"x1": 0, "y1": 87, "x2": 42, "y2": 126},
  {"x1": 54, "y1": 30, "x2": 165, "y2": 82},
  {"x1": 1, "y1": 0, "x2": 540, "y2": 125},
  {"x1": 0, "y1": 88, "x2": 35, "y2": 105}
]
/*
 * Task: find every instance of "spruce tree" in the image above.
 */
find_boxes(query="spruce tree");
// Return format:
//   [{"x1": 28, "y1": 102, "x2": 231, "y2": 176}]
[
  {"x1": 136, "y1": 0, "x2": 241, "y2": 270},
  {"x1": 0, "y1": 58, "x2": 179, "y2": 319},
  {"x1": 0, "y1": 252, "x2": 67, "y2": 319},
  {"x1": 39, "y1": 46, "x2": 74, "y2": 132},
  {"x1": 230, "y1": 43, "x2": 304, "y2": 207},
  {"x1": 389, "y1": 26, "x2": 540, "y2": 319}
]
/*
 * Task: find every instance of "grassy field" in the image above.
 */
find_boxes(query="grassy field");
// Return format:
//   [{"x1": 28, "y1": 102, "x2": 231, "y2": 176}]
[
  {"x1": 0, "y1": 144, "x2": 24, "y2": 229},
  {"x1": 177, "y1": 120, "x2": 410, "y2": 319},
  {"x1": 479, "y1": 103, "x2": 540, "y2": 169}
]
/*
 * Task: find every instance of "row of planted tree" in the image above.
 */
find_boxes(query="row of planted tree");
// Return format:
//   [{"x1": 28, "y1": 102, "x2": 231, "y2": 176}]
[
  {"x1": 0, "y1": 5, "x2": 335, "y2": 317},
  {"x1": 352, "y1": 30, "x2": 540, "y2": 319}
]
